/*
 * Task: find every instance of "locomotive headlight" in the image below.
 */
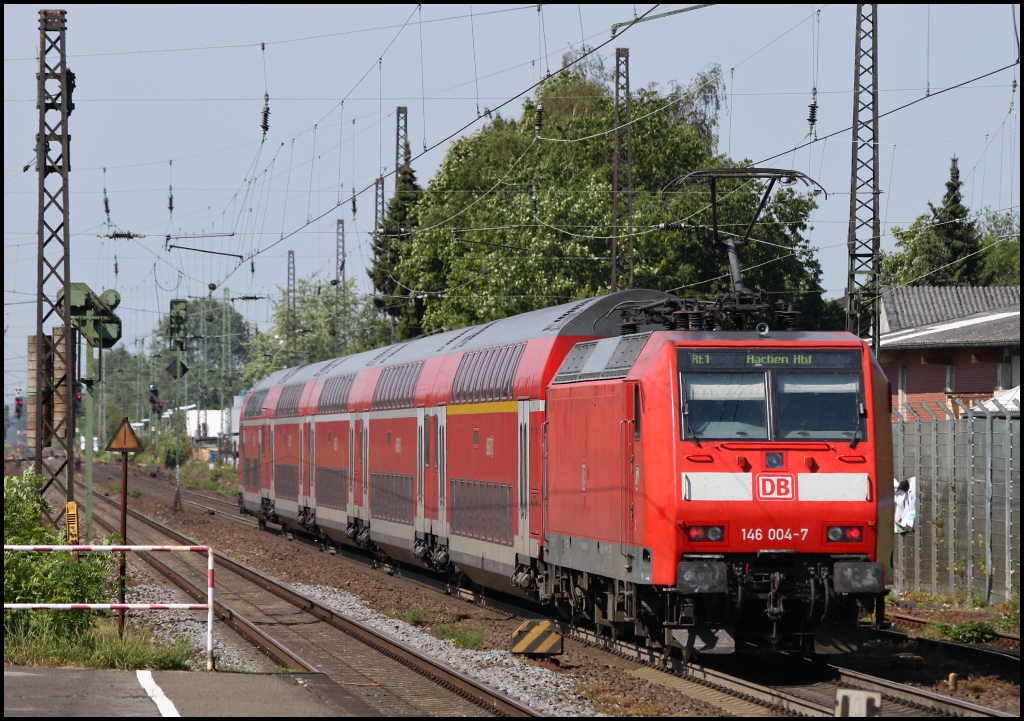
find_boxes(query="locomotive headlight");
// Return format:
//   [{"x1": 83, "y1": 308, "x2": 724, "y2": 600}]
[
  {"x1": 827, "y1": 526, "x2": 864, "y2": 542},
  {"x1": 687, "y1": 526, "x2": 724, "y2": 542}
]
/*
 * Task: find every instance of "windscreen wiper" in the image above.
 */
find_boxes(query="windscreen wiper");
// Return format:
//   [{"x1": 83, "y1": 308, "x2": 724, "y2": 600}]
[
  {"x1": 849, "y1": 401, "x2": 864, "y2": 448},
  {"x1": 682, "y1": 400, "x2": 703, "y2": 448}
]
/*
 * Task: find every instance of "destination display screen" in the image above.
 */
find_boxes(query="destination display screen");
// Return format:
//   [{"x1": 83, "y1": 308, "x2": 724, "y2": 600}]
[{"x1": 677, "y1": 349, "x2": 861, "y2": 370}]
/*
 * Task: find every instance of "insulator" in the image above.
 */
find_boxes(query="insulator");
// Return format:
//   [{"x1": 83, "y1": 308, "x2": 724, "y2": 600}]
[
  {"x1": 168, "y1": 186, "x2": 174, "y2": 215},
  {"x1": 534, "y1": 104, "x2": 544, "y2": 134},
  {"x1": 103, "y1": 194, "x2": 111, "y2": 221},
  {"x1": 250, "y1": 259, "x2": 255, "y2": 275},
  {"x1": 658, "y1": 222, "x2": 684, "y2": 231},
  {"x1": 351, "y1": 189, "x2": 357, "y2": 216},
  {"x1": 807, "y1": 101, "x2": 818, "y2": 126},
  {"x1": 619, "y1": 320, "x2": 638, "y2": 336},
  {"x1": 261, "y1": 92, "x2": 270, "y2": 138},
  {"x1": 114, "y1": 256, "x2": 118, "y2": 277},
  {"x1": 382, "y1": 227, "x2": 406, "y2": 236}
]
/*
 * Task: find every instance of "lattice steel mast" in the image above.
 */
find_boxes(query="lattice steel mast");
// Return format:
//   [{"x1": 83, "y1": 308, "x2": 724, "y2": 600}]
[
  {"x1": 845, "y1": 4, "x2": 881, "y2": 353},
  {"x1": 334, "y1": 219, "x2": 346, "y2": 356},
  {"x1": 395, "y1": 106, "x2": 409, "y2": 190},
  {"x1": 612, "y1": 48, "x2": 635, "y2": 292},
  {"x1": 287, "y1": 249, "x2": 296, "y2": 364},
  {"x1": 34, "y1": 9, "x2": 76, "y2": 500}
]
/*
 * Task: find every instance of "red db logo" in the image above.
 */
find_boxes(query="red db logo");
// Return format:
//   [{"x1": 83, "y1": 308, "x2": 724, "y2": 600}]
[{"x1": 757, "y1": 474, "x2": 795, "y2": 500}]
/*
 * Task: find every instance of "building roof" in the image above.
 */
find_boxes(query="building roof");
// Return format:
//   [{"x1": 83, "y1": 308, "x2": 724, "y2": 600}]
[
  {"x1": 879, "y1": 303, "x2": 1020, "y2": 349},
  {"x1": 879, "y1": 286, "x2": 1020, "y2": 334}
]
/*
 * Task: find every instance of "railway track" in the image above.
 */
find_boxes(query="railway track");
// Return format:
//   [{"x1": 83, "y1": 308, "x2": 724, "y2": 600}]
[
  {"x1": 104, "y1": 463, "x2": 1016, "y2": 717},
  {"x1": 886, "y1": 612, "x2": 1020, "y2": 653},
  {"x1": 79, "y1": 477, "x2": 542, "y2": 717}
]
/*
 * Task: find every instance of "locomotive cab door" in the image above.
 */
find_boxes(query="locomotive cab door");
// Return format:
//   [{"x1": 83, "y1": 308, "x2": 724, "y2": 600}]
[{"x1": 621, "y1": 382, "x2": 639, "y2": 570}]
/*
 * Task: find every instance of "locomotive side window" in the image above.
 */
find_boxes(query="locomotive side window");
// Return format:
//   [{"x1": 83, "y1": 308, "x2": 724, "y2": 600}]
[
  {"x1": 776, "y1": 374, "x2": 864, "y2": 440},
  {"x1": 682, "y1": 373, "x2": 768, "y2": 440}
]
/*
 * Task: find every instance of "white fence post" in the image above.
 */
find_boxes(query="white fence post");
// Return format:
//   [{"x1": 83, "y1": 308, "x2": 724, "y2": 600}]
[{"x1": 4, "y1": 544, "x2": 215, "y2": 670}]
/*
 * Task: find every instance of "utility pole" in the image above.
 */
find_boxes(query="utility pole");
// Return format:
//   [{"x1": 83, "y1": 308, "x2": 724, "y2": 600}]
[
  {"x1": 611, "y1": 48, "x2": 635, "y2": 293},
  {"x1": 334, "y1": 219, "x2": 346, "y2": 356},
  {"x1": 395, "y1": 106, "x2": 408, "y2": 190},
  {"x1": 845, "y1": 4, "x2": 881, "y2": 354},
  {"x1": 34, "y1": 9, "x2": 77, "y2": 508},
  {"x1": 220, "y1": 287, "x2": 230, "y2": 459},
  {"x1": 287, "y1": 249, "x2": 296, "y2": 365}
]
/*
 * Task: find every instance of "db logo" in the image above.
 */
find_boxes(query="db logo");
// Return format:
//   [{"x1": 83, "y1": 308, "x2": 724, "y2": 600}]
[{"x1": 757, "y1": 474, "x2": 795, "y2": 500}]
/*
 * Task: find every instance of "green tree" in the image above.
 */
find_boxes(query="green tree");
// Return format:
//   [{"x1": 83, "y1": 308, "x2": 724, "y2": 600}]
[
  {"x1": 977, "y1": 206, "x2": 1020, "y2": 286},
  {"x1": 240, "y1": 275, "x2": 392, "y2": 387},
  {"x1": 881, "y1": 156, "x2": 982, "y2": 287},
  {"x1": 369, "y1": 141, "x2": 425, "y2": 339},
  {"x1": 391, "y1": 61, "x2": 826, "y2": 332},
  {"x1": 150, "y1": 298, "x2": 249, "y2": 410}
]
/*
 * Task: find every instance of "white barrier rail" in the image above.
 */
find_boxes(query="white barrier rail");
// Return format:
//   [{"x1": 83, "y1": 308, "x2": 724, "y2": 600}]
[{"x1": 4, "y1": 544, "x2": 215, "y2": 671}]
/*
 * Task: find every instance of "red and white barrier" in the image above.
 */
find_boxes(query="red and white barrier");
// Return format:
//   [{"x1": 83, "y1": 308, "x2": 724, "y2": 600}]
[{"x1": 4, "y1": 544, "x2": 215, "y2": 671}]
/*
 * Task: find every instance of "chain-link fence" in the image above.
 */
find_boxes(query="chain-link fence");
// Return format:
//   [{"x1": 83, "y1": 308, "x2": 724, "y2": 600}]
[{"x1": 891, "y1": 400, "x2": 1020, "y2": 604}]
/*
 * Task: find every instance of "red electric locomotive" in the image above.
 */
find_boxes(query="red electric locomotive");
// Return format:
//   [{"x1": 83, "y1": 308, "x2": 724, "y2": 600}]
[
  {"x1": 238, "y1": 168, "x2": 894, "y2": 655},
  {"x1": 238, "y1": 288, "x2": 893, "y2": 654}
]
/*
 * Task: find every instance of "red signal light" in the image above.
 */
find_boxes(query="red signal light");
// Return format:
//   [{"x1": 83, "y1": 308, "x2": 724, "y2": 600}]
[{"x1": 845, "y1": 526, "x2": 862, "y2": 541}]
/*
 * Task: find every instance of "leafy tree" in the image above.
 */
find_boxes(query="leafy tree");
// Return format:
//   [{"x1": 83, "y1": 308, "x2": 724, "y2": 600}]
[
  {"x1": 240, "y1": 274, "x2": 392, "y2": 387},
  {"x1": 390, "y1": 60, "x2": 828, "y2": 333},
  {"x1": 881, "y1": 156, "x2": 982, "y2": 287},
  {"x1": 150, "y1": 298, "x2": 250, "y2": 410},
  {"x1": 977, "y1": 206, "x2": 1020, "y2": 286}
]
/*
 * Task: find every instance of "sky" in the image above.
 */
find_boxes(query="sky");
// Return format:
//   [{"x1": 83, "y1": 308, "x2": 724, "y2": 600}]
[{"x1": 4, "y1": 4, "x2": 1020, "y2": 407}]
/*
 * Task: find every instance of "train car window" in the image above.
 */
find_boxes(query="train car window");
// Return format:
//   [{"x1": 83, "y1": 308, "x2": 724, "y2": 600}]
[
  {"x1": 682, "y1": 372, "x2": 768, "y2": 440},
  {"x1": 481, "y1": 348, "x2": 502, "y2": 402},
  {"x1": 452, "y1": 356, "x2": 470, "y2": 404},
  {"x1": 492, "y1": 345, "x2": 515, "y2": 400},
  {"x1": 504, "y1": 343, "x2": 526, "y2": 399},
  {"x1": 776, "y1": 374, "x2": 865, "y2": 440}
]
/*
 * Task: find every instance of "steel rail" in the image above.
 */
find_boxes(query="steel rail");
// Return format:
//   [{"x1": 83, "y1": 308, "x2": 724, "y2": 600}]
[
  {"x1": 87, "y1": 485, "x2": 541, "y2": 717},
  {"x1": 87, "y1": 502, "x2": 319, "y2": 673},
  {"x1": 887, "y1": 611, "x2": 1020, "y2": 651}
]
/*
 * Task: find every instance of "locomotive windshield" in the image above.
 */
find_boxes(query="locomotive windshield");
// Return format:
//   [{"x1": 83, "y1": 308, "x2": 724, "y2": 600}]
[
  {"x1": 776, "y1": 374, "x2": 861, "y2": 439},
  {"x1": 678, "y1": 348, "x2": 865, "y2": 442},
  {"x1": 682, "y1": 373, "x2": 768, "y2": 440}
]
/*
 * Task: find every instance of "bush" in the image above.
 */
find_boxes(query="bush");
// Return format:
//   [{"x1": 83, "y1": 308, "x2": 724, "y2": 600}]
[
  {"x1": 944, "y1": 620, "x2": 996, "y2": 643},
  {"x1": 158, "y1": 432, "x2": 190, "y2": 468},
  {"x1": 4, "y1": 469, "x2": 113, "y2": 645}
]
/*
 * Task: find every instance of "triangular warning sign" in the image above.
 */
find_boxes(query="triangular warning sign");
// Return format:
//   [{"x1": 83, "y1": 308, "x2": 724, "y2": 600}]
[{"x1": 106, "y1": 417, "x2": 143, "y2": 452}]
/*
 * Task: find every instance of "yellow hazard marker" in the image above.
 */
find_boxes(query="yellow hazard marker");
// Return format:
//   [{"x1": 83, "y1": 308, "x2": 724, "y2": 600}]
[
  {"x1": 511, "y1": 620, "x2": 563, "y2": 656},
  {"x1": 66, "y1": 501, "x2": 79, "y2": 544}
]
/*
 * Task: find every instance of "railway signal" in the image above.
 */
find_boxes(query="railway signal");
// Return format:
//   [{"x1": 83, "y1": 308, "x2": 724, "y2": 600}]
[
  {"x1": 148, "y1": 383, "x2": 160, "y2": 413},
  {"x1": 15, "y1": 397, "x2": 23, "y2": 420}
]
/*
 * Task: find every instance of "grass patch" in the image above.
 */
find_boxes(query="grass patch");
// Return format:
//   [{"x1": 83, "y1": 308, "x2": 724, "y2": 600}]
[
  {"x1": 582, "y1": 685, "x2": 665, "y2": 716},
  {"x1": 387, "y1": 607, "x2": 431, "y2": 626},
  {"x1": 5, "y1": 618, "x2": 192, "y2": 670},
  {"x1": 899, "y1": 589, "x2": 967, "y2": 606},
  {"x1": 178, "y1": 460, "x2": 237, "y2": 497},
  {"x1": 434, "y1": 623, "x2": 486, "y2": 650}
]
